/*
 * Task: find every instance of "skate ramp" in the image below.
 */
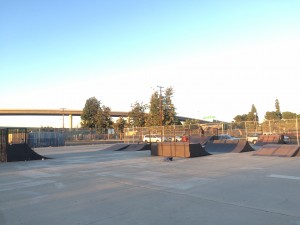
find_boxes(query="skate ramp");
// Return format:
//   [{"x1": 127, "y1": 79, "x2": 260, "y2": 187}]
[
  {"x1": 189, "y1": 135, "x2": 212, "y2": 146},
  {"x1": 253, "y1": 144, "x2": 300, "y2": 157},
  {"x1": 120, "y1": 143, "x2": 151, "y2": 151},
  {"x1": 103, "y1": 143, "x2": 151, "y2": 151},
  {"x1": 254, "y1": 135, "x2": 285, "y2": 146},
  {"x1": 6, "y1": 143, "x2": 50, "y2": 162},
  {"x1": 103, "y1": 143, "x2": 130, "y2": 151},
  {"x1": 205, "y1": 140, "x2": 255, "y2": 154},
  {"x1": 151, "y1": 142, "x2": 210, "y2": 158}
]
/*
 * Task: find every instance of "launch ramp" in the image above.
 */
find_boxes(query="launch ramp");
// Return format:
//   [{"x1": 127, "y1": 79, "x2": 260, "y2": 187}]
[
  {"x1": 121, "y1": 143, "x2": 150, "y2": 151},
  {"x1": 253, "y1": 144, "x2": 300, "y2": 157},
  {"x1": 103, "y1": 143, "x2": 130, "y2": 151}
]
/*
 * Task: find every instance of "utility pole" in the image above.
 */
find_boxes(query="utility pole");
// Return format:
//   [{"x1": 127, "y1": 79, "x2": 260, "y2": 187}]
[{"x1": 157, "y1": 86, "x2": 164, "y2": 126}]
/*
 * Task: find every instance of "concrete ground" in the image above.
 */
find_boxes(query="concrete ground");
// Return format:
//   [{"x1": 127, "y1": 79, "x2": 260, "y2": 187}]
[{"x1": 1, "y1": 144, "x2": 300, "y2": 225}]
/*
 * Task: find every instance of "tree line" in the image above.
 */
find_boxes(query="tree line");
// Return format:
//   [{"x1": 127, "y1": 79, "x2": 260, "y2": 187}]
[
  {"x1": 80, "y1": 87, "x2": 181, "y2": 137},
  {"x1": 81, "y1": 89, "x2": 299, "y2": 137},
  {"x1": 233, "y1": 98, "x2": 299, "y2": 123}
]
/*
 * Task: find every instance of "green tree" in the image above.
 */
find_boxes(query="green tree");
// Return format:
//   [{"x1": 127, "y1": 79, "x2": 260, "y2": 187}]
[
  {"x1": 146, "y1": 86, "x2": 179, "y2": 127},
  {"x1": 233, "y1": 104, "x2": 258, "y2": 123},
  {"x1": 114, "y1": 116, "x2": 127, "y2": 139},
  {"x1": 247, "y1": 104, "x2": 258, "y2": 121},
  {"x1": 264, "y1": 98, "x2": 282, "y2": 120},
  {"x1": 264, "y1": 111, "x2": 279, "y2": 120},
  {"x1": 282, "y1": 111, "x2": 297, "y2": 119},
  {"x1": 96, "y1": 105, "x2": 113, "y2": 135},
  {"x1": 128, "y1": 101, "x2": 147, "y2": 127},
  {"x1": 232, "y1": 114, "x2": 247, "y2": 129},
  {"x1": 163, "y1": 87, "x2": 179, "y2": 125},
  {"x1": 81, "y1": 97, "x2": 100, "y2": 129},
  {"x1": 146, "y1": 91, "x2": 161, "y2": 126},
  {"x1": 275, "y1": 98, "x2": 282, "y2": 119},
  {"x1": 233, "y1": 114, "x2": 247, "y2": 122}
]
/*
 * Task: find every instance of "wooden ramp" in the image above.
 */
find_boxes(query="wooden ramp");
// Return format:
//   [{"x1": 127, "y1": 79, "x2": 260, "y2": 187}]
[
  {"x1": 253, "y1": 144, "x2": 300, "y2": 157},
  {"x1": 151, "y1": 142, "x2": 210, "y2": 158},
  {"x1": 254, "y1": 134, "x2": 285, "y2": 146},
  {"x1": 205, "y1": 140, "x2": 255, "y2": 154}
]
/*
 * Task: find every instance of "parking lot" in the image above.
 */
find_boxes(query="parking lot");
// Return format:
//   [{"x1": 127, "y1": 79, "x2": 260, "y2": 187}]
[{"x1": 1, "y1": 144, "x2": 300, "y2": 225}]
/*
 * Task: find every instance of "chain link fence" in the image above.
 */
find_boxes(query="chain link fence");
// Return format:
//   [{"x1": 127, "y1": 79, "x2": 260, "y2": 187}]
[
  {"x1": 1, "y1": 118, "x2": 299, "y2": 149},
  {"x1": 123, "y1": 119, "x2": 300, "y2": 144}
]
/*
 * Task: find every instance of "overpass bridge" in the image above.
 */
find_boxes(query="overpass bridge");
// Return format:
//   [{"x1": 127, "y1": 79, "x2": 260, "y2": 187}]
[{"x1": 0, "y1": 109, "x2": 203, "y2": 128}]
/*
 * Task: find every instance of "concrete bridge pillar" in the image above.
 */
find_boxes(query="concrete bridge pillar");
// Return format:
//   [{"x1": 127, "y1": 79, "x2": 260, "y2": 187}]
[{"x1": 69, "y1": 114, "x2": 73, "y2": 130}]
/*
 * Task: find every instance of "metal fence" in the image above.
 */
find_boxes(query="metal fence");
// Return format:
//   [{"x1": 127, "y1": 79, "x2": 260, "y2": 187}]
[
  {"x1": 123, "y1": 119, "x2": 300, "y2": 144},
  {"x1": 1, "y1": 118, "x2": 298, "y2": 149},
  {"x1": 27, "y1": 132, "x2": 65, "y2": 148},
  {"x1": 25, "y1": 128, "x2": 118, "y2": 147}
]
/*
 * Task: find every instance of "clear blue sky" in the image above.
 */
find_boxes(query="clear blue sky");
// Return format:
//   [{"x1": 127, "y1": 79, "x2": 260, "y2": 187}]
[{"x1": 1, "y1": 0, "x2": 300, "y2": 127}]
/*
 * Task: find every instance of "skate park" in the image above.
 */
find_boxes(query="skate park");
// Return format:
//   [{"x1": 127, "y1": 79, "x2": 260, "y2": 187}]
[{"x1": 1, "y1": 127, "x2": 300, "y2": 225}]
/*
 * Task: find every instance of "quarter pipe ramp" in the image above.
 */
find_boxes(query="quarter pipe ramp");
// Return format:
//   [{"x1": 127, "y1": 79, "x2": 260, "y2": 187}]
[
  {"x1": 6, "y1": 143, "x2": 49, "y2": 162},
  {"x1": 205, "y1": 140, "x2": 255, "y2": 154}
]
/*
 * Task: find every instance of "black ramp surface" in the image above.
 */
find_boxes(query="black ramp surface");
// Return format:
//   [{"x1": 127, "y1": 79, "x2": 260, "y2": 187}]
[
  {"x1": 205, "y1": 140, "x2": 254, "y2": 154},
  {"x1": 189, "y1": 135, "x2": 212, "y2": 145},
  {"x1": 205, "y1": 140, "x2": 235, "y2": 153},
  {"x1": 103, "y1": 143, "x2": 130, "y2": 151},
  {"x1": 6, "y1": 143, "x2": 49, "y2": 162},
  {"x1": 189, "y1": 143, "x2": 211, "y2": 157},
  {"x1": 121, "y1": 144, "x2": 151, "y2": 151}
]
